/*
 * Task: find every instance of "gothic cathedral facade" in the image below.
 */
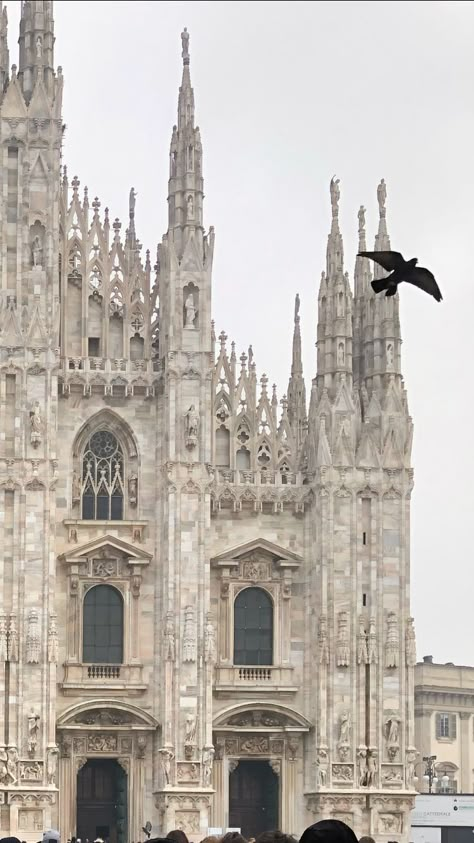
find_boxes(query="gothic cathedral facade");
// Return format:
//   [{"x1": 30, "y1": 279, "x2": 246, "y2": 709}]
[{"x1": 0, "y1": 3, "x2": 417, "y2": 841}]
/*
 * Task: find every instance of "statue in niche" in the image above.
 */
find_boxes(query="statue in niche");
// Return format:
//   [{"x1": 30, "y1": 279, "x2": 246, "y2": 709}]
[
  {"x1": 184, "y1": 404, "x2": 199, "y2": 449},
  {"x1": 385, "y1": 714, "x2": 400, "y2": 748},
  {"x1": 338, "y1": 711, "x2": 351, "y2": 745},
  {"x1": 164, "y1": 612, "x2": 175, "y2": 661},
  {"x1": 31, "y1": 234, "x2": 43, "y2": 268},
  {"x1": 184, "y1": 291, "x2": 197, "y2": 329},
  {"x1": 6, "y1": 746, "x2": 18, "y2": 785},
  {"x1": 159, "y1": 747, "x2": 174, "y2": 785},
  {"x1": 72, "y1": 470, "x2": 81, "y2": 504},
  {"x1": 30, "y1": 403, "x2": 43, "y2": 448},
  {"x1": 187, "y1": 194, "x2": 194, "y2": 220},
  {"x1": 128, "y1": 473, "x2": 138, "y2": 507},
  {"x1": 184, "y1": 713, "x2": 197, "y2": 746},
  {"x1": 358, "y1": 746, "x2": 368, "y2": 786},
  {"x1": 36, "y1": 36, "x2": 43, "y2": 58},
  {"x1": 27, "y1": 710, "x2": 40, "y2": 756},
  {"x1": 202, "y1": 746, "x2": 214, "y2": 787},
  {"x1": 337, "y1": 342, "x2": 345, "y2": 366},
  {"x1": 204, "y1": 612, "x2": 216, "y2": 664},
  {"x1": 366, "y1": 748, "x2": 377, "y2": 787},
  {"x1": 46, "y1": 746, "x2": 59, "y2": 785},
  {"x1": 406, "y1": 748, "x2": 418, "y2": 787},
  {"x1": 386, "y1": 343, "x2": 394, "y2": 367},
  {"x1": 0, "y1": 746, "x2": 7, "y2": 784}
]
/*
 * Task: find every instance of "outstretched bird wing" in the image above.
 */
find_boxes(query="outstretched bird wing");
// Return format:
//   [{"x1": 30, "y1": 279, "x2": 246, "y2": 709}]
[
  {"x1": 357, "y1": 251, "x2": 405, "y2": 272},
  {"x1": 405, "y1": 266, "x2": 443, "y2": 302}
]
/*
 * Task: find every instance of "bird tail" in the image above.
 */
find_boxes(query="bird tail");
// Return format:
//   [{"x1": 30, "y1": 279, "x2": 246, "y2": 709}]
[{"x1": 371, "y1": 277, "x2": 389, "y2": 294}]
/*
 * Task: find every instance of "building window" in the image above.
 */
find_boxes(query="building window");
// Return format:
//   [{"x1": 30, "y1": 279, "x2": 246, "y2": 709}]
[
  {"x1": 234, "y1": 587, "x2": 273, "y2": 666},
  {"x1": 83, "y1": 584, "x2": 123, "y2": 664},
  {"x1": 436, "y1": 713, "x2": 457, "y2": 740},
  {"x1": 82, "y1": 430, "x2": 124, "y2": 520}
]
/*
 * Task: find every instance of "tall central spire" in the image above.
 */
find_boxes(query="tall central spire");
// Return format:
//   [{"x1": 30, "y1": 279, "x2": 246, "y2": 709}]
[
  {"x1": 18, "y1": 0, "x2": 55, "y2": 102},
  {"x1": 287, "y1": 293, "x2": 307, "y2": 455},
  {"x1": 167, "y1": 28, "x2": 204, "y2": 260}
]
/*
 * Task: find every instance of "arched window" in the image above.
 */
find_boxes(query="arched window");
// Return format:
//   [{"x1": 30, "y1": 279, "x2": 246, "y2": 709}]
[
  {"x1": 234, "y1": 587, "x2": 273, "y2": 666},
  {"x1": 82, "y1": 430, "x2": 124, "y2": 520},
  {"x1": 83, "y1": 585, "x2": 123, "y2": 664}
]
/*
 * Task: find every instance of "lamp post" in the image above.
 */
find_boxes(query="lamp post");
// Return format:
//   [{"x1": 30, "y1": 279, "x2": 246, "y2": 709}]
[{"x1": 419, "y1": 755, "x2": 450, "y2": 793}]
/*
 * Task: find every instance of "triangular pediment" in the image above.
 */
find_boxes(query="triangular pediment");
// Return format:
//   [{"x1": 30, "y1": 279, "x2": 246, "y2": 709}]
[
  {"x1": 59, "y1": 533, "x2": 152, "y2": 563},
  {"x1": 181, "y1": 232, "x2": 203, "y2": 272},
  {"x1": 211, "y1": 537, "x2": 302, "y2": 568},
  {"x1": 28, "y1": 76, "x2": 52, "y2": 118},
  {"x1": 356, "y1": 423, "x2": 381, "y2": 468},
  {"x1": 2, "y1": 76, "x2": 28, "y2": 117}
]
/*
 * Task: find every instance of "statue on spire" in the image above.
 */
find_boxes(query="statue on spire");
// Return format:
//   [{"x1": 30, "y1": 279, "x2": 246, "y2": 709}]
[
  {"x1": 129, "y1": 187, "x2": 137, "y2": 219},
  {"x1": 294, "y1": 293, "x2": 300, "y2": 322},
  {"x1": 181, "y1": 27, "x2": 190, "y2": 62},
  {"x1": 377, "y1": 178, "x2": 387, "y2": 214},
  {"x1": 330, "y1": 176, "x2": 340, "y2": 218},
  {"x1": 358, "y1": 205, "x2": 366, "y2": 234}
]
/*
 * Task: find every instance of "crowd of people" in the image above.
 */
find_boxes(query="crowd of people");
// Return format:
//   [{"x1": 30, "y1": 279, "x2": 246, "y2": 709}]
[{"x1": 0, "y1": 822, "x2": 397, "y2": 843}]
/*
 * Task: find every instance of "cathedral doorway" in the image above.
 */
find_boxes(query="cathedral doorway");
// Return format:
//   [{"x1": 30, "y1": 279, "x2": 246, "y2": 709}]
[
  {"x1": 229, "y1": 760, "x2": 278, "y2": 838},
  {"x1": 77, "y1": 758, "x2": 128, "y2": 843}
]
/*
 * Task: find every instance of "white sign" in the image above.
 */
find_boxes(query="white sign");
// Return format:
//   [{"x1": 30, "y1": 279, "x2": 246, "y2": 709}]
[
  {"x1": 208, "y1": 830, "x2": 223, "y2": 837},
  {"x1": 412, "y1": 795, "x2": 474, "y2": 827},
  {"x1": 226, "y1": 830, "x2": 241, "y2": 834}
]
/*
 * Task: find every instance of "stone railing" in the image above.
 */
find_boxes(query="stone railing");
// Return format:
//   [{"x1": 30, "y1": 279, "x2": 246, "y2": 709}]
[
  {"x1": 214, "y1": 665, "x2": 297, "y2": 694},
  {"x1": 58, "y1": 356, "x2": 159, "y2": 398},
  {"x1": 61, "y1": 662, "x2": 146, "y2": 692}
]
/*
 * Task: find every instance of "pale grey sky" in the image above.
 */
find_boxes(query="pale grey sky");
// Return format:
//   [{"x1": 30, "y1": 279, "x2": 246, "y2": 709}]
[{"x1": 12, "y1": 1, "x2": 474, "y2": 663}]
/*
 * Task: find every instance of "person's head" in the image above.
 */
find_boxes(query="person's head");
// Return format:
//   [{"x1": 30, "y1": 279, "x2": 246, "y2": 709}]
[
  {"x1": 300, "y1": 821, "x2": 358, "y2": 843},
  {"x1": 200, "y1": 837, "x2": 222, "y2": 843},
  {"x1": 0, "y1": 837, "x2": 22, "y2": 843},
  {"x1": 43, "y1": 832, "x2": 60, "y2": 843},
  {"x1": 359, "y1": 837, "x2": 376, "y2": 843},
  {"x1": 221, "y1": 835, "x2": 248, "y2": 843},
  {"x1": 167, "y1": 832, "x2": 189, "y2": 843},
  {"x1": 256, "y1": 834, "x2": 296, "y2": 843}
]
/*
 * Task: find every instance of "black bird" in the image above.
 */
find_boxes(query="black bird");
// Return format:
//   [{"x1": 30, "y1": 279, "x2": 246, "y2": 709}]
[{"x1": 357, "y1": 250, "x2": 442, "y2": 302}]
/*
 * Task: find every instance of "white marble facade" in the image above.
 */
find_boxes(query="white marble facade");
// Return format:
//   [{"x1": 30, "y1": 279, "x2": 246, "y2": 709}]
[{"x1": 0, "y1": 3, "x2": 417, "y2": 841}]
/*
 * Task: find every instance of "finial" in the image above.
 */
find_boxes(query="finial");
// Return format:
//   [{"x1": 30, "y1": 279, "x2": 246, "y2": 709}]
[
  {"x1": 211, "y1": 320, "x2": 216, "y2": 343},
  {"x1": 219, "y1": 330, "x2": 227, "y2": 350},
  {"x1": 92, "y1": 197, "x2": 100, "y2": 217},
  {"x1": 330, "y1": 175, "x2": 340, "y2": 219},
  {"x1": 294, "y1": 293, "x2": 300, "y2": 323},
  {"x1": 272, "y1": 383, "x2": 278, "y2": 404},
  {"x1": 83, "y1": 186, "x2": 89, "y2": 205},
  {"x1": 71, "y1": 175, "x2": 79, "y2": 194},
  {"x1": 104, "y1": 207, "x2": 109, "y2": 225},
  {"x1": 11, "y1": 64, "x2": 16, "y2": 79},
  {"x1": 181, "y1": 27, "x2": 190, "y2": 65},
  {"x1": 377, "y1": 178, "x2": 387, "y2": 217},
  {"x1": 145, "y1": 249, "x2": 151, "y2": 270},
  {"x1": 62, "y1": 165, "x2": 68, "y2": 187},
  {"x1": 113, "y1": 218, "x2": 121, "y2": 241},
  {"x1": 281, "y1": 394, "x2": 288, "y2": 412},
  {"x1": 230, "y1": 341, "x2": 236, "y2": 362},
  {"x1": 240, "y1": 352, "x2": 248, "y2": 370},
  {"x1": 129, "y1": 187, "x2": 137, "y2": 219},
  {"x1": 260, "y1": 373, "x2": 268, "y2": 394}
]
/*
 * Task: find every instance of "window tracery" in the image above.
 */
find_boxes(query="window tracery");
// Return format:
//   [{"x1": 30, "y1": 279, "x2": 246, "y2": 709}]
[{"x1": 81, "y1": 430, "x2": 124, "y2": 520}]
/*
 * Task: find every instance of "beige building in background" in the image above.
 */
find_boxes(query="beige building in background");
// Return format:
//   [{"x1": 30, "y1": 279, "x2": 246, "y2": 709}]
[
  {"x1": 0, "y1": 2, "x2": 418, "y2": 841},
  {"x1": 415, "y1": 657, "x2": 474, "y2": 794}
]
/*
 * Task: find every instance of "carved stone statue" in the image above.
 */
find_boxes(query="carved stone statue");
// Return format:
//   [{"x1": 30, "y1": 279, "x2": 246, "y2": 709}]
[
  {"x1": 377, "y1": 178, "x2": 387, "y2": 214},
  {"x1": 385, "y1": 611, "x2": 399, "y2": 668},
  {"x1": 72, "y1": 470, "x2": 81, "y2": 504},
  {"x1": 128, "y1": 473, "x2": 138, "y2": 507},
  {"x1": 184, "y1": 292, "x2": 197, "y2": 330},
  {"x1": 0, "y1": 613, "x2": 7, "y2": 661},
  {"x1": 27, "y1": 710, "x2": 40, "y2": 756},
  {"x1": 26, "y1": 608, "x2": 40, "y2": 663},
  {"x1": 164, "y1": 612, "x2": 175, "y2": 661},
  {"x1": 358, "y1": 746, "x2": 368, "y2": 787},
  {"x1": 204, "y1": 612, "x2": 216, "y2": 664},
  {"x1": 30, "y1": 402, "x2": 43, "y2": 447},
  {"x1": 406, "y1": 616, "x2": 417, "y2": 666},
  {"x1": 294, "y1": 293, "x2": 300, "y2": 322},
  {"x1": 385, "y1": 714, "x2": 400, "y2": 747},
  {"x1": 159, "y1": 747, "x2": 174, "y2": 785},
  {"x1": 184, "y1": 714, "x2": 197, "y2": 746},
  {"x1": 181, "y1": 27, "x2": 190, "y2": 60},
  {"x1": 7, "y1": 613, "x2": 18, "y2": 661},
  {"x1": 406, "y1": 747, "x2": 418, "y2": 788},
  {"x1": 357, "y1": 615, "x2": 368, "y2": 665},
  {"x1": 6, "y1": 746, "x2": 18, "y2": 785},
  {"x1": 337, "y1": 341, "x2": 345, "y2": 366},
  {"x1": 46, "y1": 746, "x2": 59, "y2": 785},
  {"x1": 338, "y1": 710, "x2": 351, "y2": 745},
  {"x1": 0, "y1": 746, "x2": 7, "y2": 783},
  {"x1": 184, "y1": 404, "x2": 199, "y2": 448},
  {"x1": 36, "y1": 36, "x2": 42, "y2": 58},
  {"x1": 129, "y1": 187, "x2": 136, "y2": 218},
  {"x1": 183, "y1": 605, "x2": 196, "y2": 662},
  {"x1": 202, "y1": 745, "x2": 214, "y2": 787},
  {"x1": 47, "y1": 613, "x2": 59, "y2": 664},
  {"x1": 330, "y1": 176, "x2": 340, "y2": 218},
  {"x1": 187, "y1": 194, "x2": 194, "y2": 220},
  {"x1": 367, "y1": 616, "x2": 377, "y2": 664},
  {"x1": 366, "y1": 748, "x2": 377, "y2": 787},
  {"x1": 336, "y1": 611, "x2": 350, "y2": 667},
  {"x1": 318, "y1": 615, "x2": 329, "y2": 665},
  {"x1": 358, "y1": 205, "x2": 366, "y2": 233},
  {"x1": 31, "y1": 234, "x2": 43, "y2": 268}
]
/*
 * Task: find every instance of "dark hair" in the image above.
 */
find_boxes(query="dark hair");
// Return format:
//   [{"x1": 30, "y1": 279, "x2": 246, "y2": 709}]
[
  {"x1": 359, "y1": 838, "x2": 377, "y2": 843},
  {"x1": 300, "y1": 821, "x2": 359, "y2": 843},
  {"x1": 256, "y1": 834, "x2": 297, "y2": 843},
  {"x1": 221, "y1": 835, "x2": 248, "y2": 843},
  {"x1": 167, "y1": 833, "x2": 189, "y2": 843}
]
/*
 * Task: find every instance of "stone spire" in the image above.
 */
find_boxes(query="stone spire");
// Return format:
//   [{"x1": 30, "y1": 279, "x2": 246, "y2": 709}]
[
  {"x1": 353, "y1": 206, "x2": 372, "y2": 385},
  {"x1": 287, "y1": 293, "x2": 307, "y2": 455},
  {"x1": 0, "y1": 2, "x2": 9, "y2": 94},
  {"x1": 167, "y1": 27, "x2": 204, "y2": 260},
  {"x1": 371, "y1": 179, "x2": 402, "y2": 384},
  {"x1": 315, "y1": 177, "x2": 353, "y2": 394},
  {"x1": 18, "y1": 0, "x2": 55, "y2": 102}
]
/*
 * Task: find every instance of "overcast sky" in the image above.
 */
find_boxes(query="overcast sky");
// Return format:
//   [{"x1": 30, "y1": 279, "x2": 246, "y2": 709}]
[{"x1": 10, "y1": 1, "x2": 474, "y2": 664}]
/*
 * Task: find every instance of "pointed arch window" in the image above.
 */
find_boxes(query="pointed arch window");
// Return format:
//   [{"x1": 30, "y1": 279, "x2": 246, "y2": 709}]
[
  {"x1": 234, "y1": 587, "x2": 273, "y2": 666},
  {"x1": 83, "y1": 584, "x2": 124, "y2": 664},
  {"x1": 82, "y1": 430, "x2": 124, "y2": 520}
]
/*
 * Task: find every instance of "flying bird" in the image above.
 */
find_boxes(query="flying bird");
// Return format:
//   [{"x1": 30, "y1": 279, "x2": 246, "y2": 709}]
[{"x1": 357, "y1": 250, "x2": 442, "y2": 302}]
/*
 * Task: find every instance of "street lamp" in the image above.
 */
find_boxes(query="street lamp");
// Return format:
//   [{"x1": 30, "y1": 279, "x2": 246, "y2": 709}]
[{"x1": 422, "y1": 755, "x2": 438, "y2": 793}]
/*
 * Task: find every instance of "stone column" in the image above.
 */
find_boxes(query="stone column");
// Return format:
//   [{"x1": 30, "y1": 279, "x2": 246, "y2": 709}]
[
  {"x1": 459, "y1": 712, "x2": 471, "y2": 792},
  {"x1": 211, "y1": 741, "x2": 226, "y2": 830},
  {"x1": 282, "y1": 752, "x2": 297, "y2": 834}
]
